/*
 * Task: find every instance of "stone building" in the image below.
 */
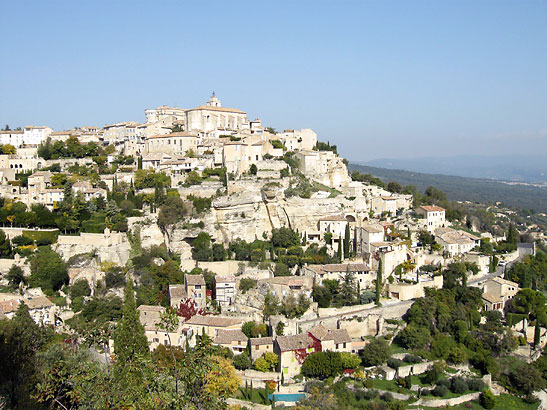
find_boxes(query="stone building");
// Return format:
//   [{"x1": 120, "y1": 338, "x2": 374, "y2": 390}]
[
  {"x1": 214, "y1": 275, "x2": 236, "y2": 307},
  {"x1": 417, "y1": 205, "x2": 446, "y2": 233},
  {"x1": 213, "y1": 329, "x2": 248, "y2": 354}
]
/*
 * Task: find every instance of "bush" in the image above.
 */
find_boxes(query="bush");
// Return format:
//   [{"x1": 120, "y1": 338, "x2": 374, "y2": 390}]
[
  {"x1": 466, "y1": 378, "x2": 486, "y2": 392},
  {"x1": 360, "y1": 337, "x2": 392, "y2": 367},
  {"x1": 233, "y1": 352, "x2": 251, "y2": 370},
  {"x1": 301, "y1": 351, "x2": 343, "y2": 379},
  {"x1": 381, "y1": 392, "x2": 394, "y2": 402},
  {"x1": 432, "y1": 384, "x2": 449, "y2": 397},
  {"x1": 105, "y1": 268, "x2": 126, "y2": 289},
  {"x1": 479, "y1": 388, "x2": 496, "y2": 409},
  {"x1": 450, "y1": 377, "x2": 468, "y2": 394},
  {"x1": 239, "y1": 278, "x2": 257, "y2": 294},
  {"x1": 363, "y1": 389, "x2": 379, "y2": 400},
  {"x1": 387, "y1": 358, "x2": 405, "y2": 369},
  {"x1": 70, "y1": 279, "x2": 91, "y2": 299},
  {"x1": 403, "y1": 354, "x2": 422, "y2": 364}
]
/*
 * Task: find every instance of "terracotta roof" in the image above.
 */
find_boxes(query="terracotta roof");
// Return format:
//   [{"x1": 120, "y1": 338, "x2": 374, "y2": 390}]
[
  {"x1": 185, "y1": 315, "x2": 242, "y2": 327},
  {"x1": 250, "y1": 336, "x2": 274, "y2": 346},
  {"x1": 0, "y1": 299, "x2": 20, "y2": 314},
  {"x1": 420, "y1": 205, "x2": 445, "y2": 212},
  {"x1": 322, "y1": 263, "x2": 370, "y2": 273},
  {"x1": 169, "y1": 284, "x2": 187, "y2": 300},
  {"x1": 213, "y1": 329, "x2": 248, "y2": 344},
  {"x1": 309, "y1": 324, "x2": 329, "y2": 340},
  {"x1": 491, "y1": 277, "x2": 519, "y2": 288},
  {"x1": 362, "y1": 224, "x2": 384, "y2": 233},
  {"x1": 185, "y1": 274, "x2": 205, "y2": 286},
  {"x1": 0, "y1": 130, "x2": 23, "y2": 134},
  {"x1": 323, "y1": 328, "x2": 351, "y2": 344},
  {"x1": 319, "y1": 215, "x2": 347, "y2": 222},
  {"x1": 482, "y1": 292, "x2": 503, "y2": 304},
  {"x1": 276, "y1": 333, "x2": 314, "y2": 352},
  {"x1": 24, "y1": 296, "x2": 54, "y2": 310},
  {"x1": 215, "y1": 275, "x2": 236, "y2": 283},
  {"x1": 147, "y1": 132, "x2": 197, "y2": 139},
  {"x1": 190, "y1": 105, "x2": 246, "y2": 114}
]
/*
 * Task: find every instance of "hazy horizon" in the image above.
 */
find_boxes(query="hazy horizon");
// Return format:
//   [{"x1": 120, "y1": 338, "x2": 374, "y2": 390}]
[{"x1": 1, "y1": 1, "x2": 546, "y2": 161}]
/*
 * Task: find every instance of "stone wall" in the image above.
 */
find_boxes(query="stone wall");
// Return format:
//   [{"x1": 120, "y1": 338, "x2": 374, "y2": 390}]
[{"x1": 416, "y1": 392, "x2": 480, "y2": 408}]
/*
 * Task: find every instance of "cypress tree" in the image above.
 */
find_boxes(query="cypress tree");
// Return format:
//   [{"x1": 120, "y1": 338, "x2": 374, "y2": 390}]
[
  {"x1": 137, "y1": 156, "x2": 143, "y2": 170},
  {"x1": 535, "y1": 321, "x2": 541, "y2": 348},
  {"x1": 337, "y1": 238, "x2": 343, "y2": 263},
  {"x1": 113, "y1": 280, "x2": 149, "y2": 376},
  {"x1": 344, "y1": 224, "x2": 351, "y2": 257},
  {"x1": 375, "y1": 259, "x2": 382, "y2": 306}
]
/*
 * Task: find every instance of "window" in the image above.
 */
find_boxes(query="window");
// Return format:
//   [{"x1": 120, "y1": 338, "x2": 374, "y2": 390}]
[
  {"x1": 256, "y1": 345, "x2": 259, "y2": 350},
  {"x1": 195, "y1": 285, "x2": 202, "y2": 289}
]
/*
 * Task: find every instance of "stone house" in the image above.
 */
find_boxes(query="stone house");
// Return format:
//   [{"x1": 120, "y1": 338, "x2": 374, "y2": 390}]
[
  {"x1": 359, "y1": 224, "x2": 385, "y2": 253},
  {"x1": 25, "y1": 296, "x2": 56, "y2": 326},
  {"x1": 318, "y1": 215, "x2": 348, "y2": 243},
  {"x1": 249, "y1": 336, "x2": 274, "y2": 361},
  {"x1": 214, "y1": 275, "x2": 236, "y2": 307},
  {"x1": 481, "y1": 277, "x2": 520, "y2": 312},
  {"x1": 262, "y1": 276, "x2": 314, "y2": 299},
  {"x1": 184, "y1": 315, "x2": 242, "y2": 340},
  {"x1": 416, "y1": 205, "x2": 446, "y2": 233},
  {"x1": 168, "y1": 284, "x2": 186, "y2": 309},
  {"x1": 184, "y1": 274, "x2": 207, "y2": 308},
  {"x1": 138, "y1": 305, "x2": 191, "y2": 350},
  {"x1": 434, "y1": 227, "x2": 480, "y2": 256},
  {"x1": 213, "y1": 329, "x2": 248, "y2": 354},
  {"x1": 388, "y1": 275, "x2": 444, "y2": 301},
  {"x1": 274, "y1": 333, "x2": 317, "y2": 378},
  {"x1": 145, "y1": 132, "x2": 200, "y2": 156},
  {"x1": 308, "y1": 324, "x2": 352, "y2": 352},
  {"x1": 303, "y1": 263, "x2": 372, "y2": 288},
  {"x1": 0, "y1": 299, "x2": 20, "y2": 320}
]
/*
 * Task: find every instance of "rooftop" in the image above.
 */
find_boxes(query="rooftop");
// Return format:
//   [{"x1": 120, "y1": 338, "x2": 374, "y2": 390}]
[
  {"x1": 213, "y1": 329, "x2": 248, "y2": 344},
  {"x1": 276, "y1": 333, "x2": 314, "y2": 352},
  {"x1": 185, "y1": 315, "x2": 242, "y2": 327},
  {"x1": 185, "y1": 274, "x2": 206, "y2": 286}
]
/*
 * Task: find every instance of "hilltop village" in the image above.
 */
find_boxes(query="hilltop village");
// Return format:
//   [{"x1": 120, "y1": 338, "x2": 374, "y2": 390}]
[{"x1": 1, "y1": 94, "x2": 546, "y2": 409}]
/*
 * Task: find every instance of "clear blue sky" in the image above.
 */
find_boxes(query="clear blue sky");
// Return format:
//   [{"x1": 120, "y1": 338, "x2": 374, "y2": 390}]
[{"x1": 1, "y1": 1, "x2": 546, "y2": 161}]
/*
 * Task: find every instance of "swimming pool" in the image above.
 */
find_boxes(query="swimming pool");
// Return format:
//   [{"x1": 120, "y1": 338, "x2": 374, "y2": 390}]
[{"x1": 268, "y1": 393, "x2": 306, "y2": 402}]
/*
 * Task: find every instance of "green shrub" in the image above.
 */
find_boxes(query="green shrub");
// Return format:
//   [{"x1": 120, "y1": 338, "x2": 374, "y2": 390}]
[
  {"x1": 432, "y1": 384, "x2": 449, "y2": 397},
  {"x1": 479, "y1": 388, "x2": 496, "y2": 409}
]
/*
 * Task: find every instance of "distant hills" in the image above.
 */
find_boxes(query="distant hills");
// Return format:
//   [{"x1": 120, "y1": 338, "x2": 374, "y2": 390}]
[
  {"x1": 361, "y1": 155, "x2": 547, "y2": 184},
  {"x1": 348, "y1": 163, "x2": 547, "y2": 213}
]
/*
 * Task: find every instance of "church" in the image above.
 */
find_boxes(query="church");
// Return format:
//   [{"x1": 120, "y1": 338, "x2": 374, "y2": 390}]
[{"x1": 144, "y1": 93, "x2": 249, "y2": 136}]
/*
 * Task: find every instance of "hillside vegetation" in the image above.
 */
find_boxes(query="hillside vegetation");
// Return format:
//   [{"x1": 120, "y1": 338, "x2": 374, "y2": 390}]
[{"x1": 349, "y1": 164, "x2": 547, "y2": 213}]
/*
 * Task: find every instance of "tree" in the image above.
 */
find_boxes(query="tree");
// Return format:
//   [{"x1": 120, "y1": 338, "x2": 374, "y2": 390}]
[
  {"x1": 250, "y1": 164, "x2": 258, "y2": 175},
  {"x1": 29, "y1": 246, "x2": 68, "y2": 292},
  {"x1": 70, "y1": 278, "x2": 91, "y2": 299},
  {"x1": 340, "y1": 352, "x2": 361, "y2": 369},
  {"x1": 192, "y1": 232, "x2": 212, "y2": 261},
  {"x1": 157, "y1": 195, "x2": 190, "y2": 232},
  {"x1": 312, "y1": 285, "x2": 333, "y2": 308},
  {"x1": 480, "y1": 388, "x2": 496, "y2": 409},
  {"x1": 6, "y1": 265, "x2": 25, "y2": 289},
  {"x1": 239, "y1": 278, "x2": 257, "y2": 294},
  {"x1": 301, "y1": 351, "x2": 343, "y2": 379},
  {"x1": 375, "y1": 259, "x2": 382, "y2": 306},
  {"x1": 387, "y1": 181, "x2": 402, "y2": 193},
  {"x1": 2, "y1": 144, "x2": 16, "y2": 155},
  {"x1": 204, "y1": 356, "x2": 241, "y2": 398},
  {"x1": 336, "y1": 270, "x2": 357, "y2": 307},
  {"x1": 0, "y1": 230, "x2": 12, "y2": 258},
  {"x1": 360, "y1": 337, "x2": 391, "y2": 367},
  {"x1": 337, "y1": 238, "x2": 343, "y2": 263},
  {"x1": 397, "y1": 325, "x2": 430, "y2": 349},
  {"x1": 233, "y1": 352, "x2": 251, "y2": 370},
  {"x1": 507, "y1": 223, "x2": 519, "y2": 245},
  {"x1": 254, "y1": 352, "x2": 278, "y2": 372},
  {"x1": 343, "y1": 224, "x2": 351, "y2": 257},
  {"x1": 271, "y1": 227, "x2": 300, "y2": 248},
  {"x1": 276, "y1": 321, "x2": 285, "y2": 336},
  {"x1": 0, "y1": 303, "x2": 51, "y2": 408},
  {"x1": 513, "y1": 288, "x2": 547, "y2": 347},
  {"x1": 112, "y1": 281, "x2": 150, "y2": 378},
  {"x1": 242, "y1": 321, "x2": 256, "y2": 338}
]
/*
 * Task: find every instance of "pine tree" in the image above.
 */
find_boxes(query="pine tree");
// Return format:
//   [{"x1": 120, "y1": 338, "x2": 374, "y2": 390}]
[
  {"x1": 113, "y1": 280, "x2": 149, "y2": 377},
  {"x1": 375, "y1": 259, "x2": 382, "y2": 306},
  {"x1": 344, "y1": 224, "x2": 351, "y2": 257},
  {"x1": 337, "y1": 238, "x2": 343, "y2": 263}
]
